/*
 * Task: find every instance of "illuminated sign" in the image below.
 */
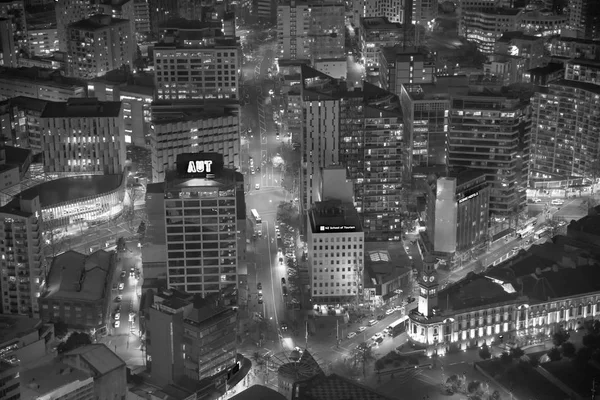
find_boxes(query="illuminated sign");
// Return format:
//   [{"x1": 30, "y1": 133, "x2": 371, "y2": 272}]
[
  {"x1": 176, "y1": 153, "x2": 224, "y2": 178},
  {"x1": 458, "y1": 192, "x2": 479, "y2": 204},
  {"x1": 318, "y1": 225, "x2": 356, "y2": 232},
  {"x1": 187, "y1": 160, "x2": 213, "y2": 174}
]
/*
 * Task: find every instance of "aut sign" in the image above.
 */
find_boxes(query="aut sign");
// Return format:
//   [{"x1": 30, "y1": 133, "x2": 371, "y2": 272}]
[{"x1": 187, "y1": 160, "x2": 213, "y2": 174}]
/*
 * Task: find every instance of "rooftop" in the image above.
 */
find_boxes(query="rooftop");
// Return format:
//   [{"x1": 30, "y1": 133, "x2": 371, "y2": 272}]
[
  {"x1": 497, "y1": 31, "x2": 541, "y2": 43},
  {"x1": 41, "y1": 98, "x2": 122, "y2": 118},
  {"x1": 20, "y1": 360, "x2": 92, "y2": 399},
  {"x1": 301, "y1": 65, "x2": 356, "y2": 101},
  {"x1": 568, "y1": 211, "x2": 600, "y2": 237},
  {"x1": 381, "y1": 46, "x2": 433, "y2": 63},
  {"x1": 0, "y1": 315, "x2": 42, "y2": 346},
  {"x1": 360, "y1": 16, "x2": 403, "y2": 30},
  {"x1": 293, "y1": 373, "x2": 394, "y2": 400},
  {"x1": 0, "y1": 67, "x2": 86, "y2": 89},
  {"x1": 362, "y1": 82, "x2": 402, "y2": 117},
  {"x1": 446, "y1": 169, "x2": 488, "y2": 187},
  {"x1": 277, "y1": 348, "x2": 324, "y2": 381},
  {"x1": 19, "y1": 174, "x2": 123, "y2": 208},
  {"x1": 3, "y1": 145, "x2": 31, "y2": 167},
  {"x1": 6, "y1": 96, "x2": 48, "y2": 112},
  {"x1": 364, "y1": 242, "x2": 411, "y2": 289},
  {"x1": 308, "y1": 200, "x2": 362, "y2": 234},
  {"x1": 229, "y1": 385, "x2": 286, "y2": 400},
  {"x1": 554, "y1": 36, "x2": 600, "y2": 45},
  {"x1": 528, "y1": 62, "x2": 564, "y2": 75},
  {"x1": 64, "y1": 344, "x2": 126, "y2": 376},
  {"x1": 42, "y1": 249, "x2": 113, "y2": 302},
  {"x1": 151, "y1": 100, "x2": 239, "y2": 123},
  {"x1": 549, "y1": 78, "x2": 600, "y2": 95},
  {"x1": 567, "y1": 57, "x2": 600, "y2": 68},
  {"x1": 69, "y1": 14, "x2": 129, "y2": 31}
]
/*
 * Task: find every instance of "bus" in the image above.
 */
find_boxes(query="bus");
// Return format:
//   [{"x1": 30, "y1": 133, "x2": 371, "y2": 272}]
[
  {"x1": 251, "y1": 209, "x2": 261, "y2": 224},
  {"x1": 385, "y1": 315, "x2": 409, "y2": 337},
  {"x1": 534, "y1": 227, "x2": 551, "y2": 240}
]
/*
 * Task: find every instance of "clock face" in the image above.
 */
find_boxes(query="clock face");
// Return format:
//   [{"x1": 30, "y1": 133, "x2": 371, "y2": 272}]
[
  {"x1": 429, "y1": 276, "x2": 435, "y2": 282},
  {"x1": 423, "y1": 275, "x2": 428, "y2": 282}
]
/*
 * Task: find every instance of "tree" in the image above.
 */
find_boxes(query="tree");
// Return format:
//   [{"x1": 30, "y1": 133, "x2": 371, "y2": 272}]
[
  {"x1": 278, "y1": 143, "x2": 301, "y2": 195},
  {"x1": 124, "y1": 184, "x2": 143, "y2": 233},
  {"x1": 509, "y1": 347, "x2": 524, "y2": 359},
  {"x1": 57, "y1": 332, "x2": 92, "y2": 354},
  {"x1": 583, "y1": 333, "x2": 600, "y2": 349},
  {"x1": 547, "y1": 347, "x2": 562, "y2": 362},
  {"x1": 561, "y1": 341, "x2": 576, "y2": 358},
  {"x1": 467, "y1": 380, "x2": 484, "y2": 395},
  {"x1": 53, "y1": 319, "x2": 68, "y2": 339},
  {"x1": 479, "y1": 343, "x2": 492, "y2": 360},
  {"x1": 500, "y1": 351, "x2": 513, "y2": 364},
  {"x1": 277, "y1": 201, "x2": 300, "y2": 227},
  {"x1": 552, "y1": 329, "x2": 570, "y2": 347},
  {"x1": 488, "y1": 389, "x2": 501, "y2": 400}
]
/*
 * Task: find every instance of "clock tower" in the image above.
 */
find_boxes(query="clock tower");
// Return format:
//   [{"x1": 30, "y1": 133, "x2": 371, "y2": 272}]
[{"x1": 418, "y1": 255, "x2": 439, "y2": 317}]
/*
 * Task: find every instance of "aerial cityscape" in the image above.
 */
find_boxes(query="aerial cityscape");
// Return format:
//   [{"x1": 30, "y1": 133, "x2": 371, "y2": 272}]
[{"x1": 0, "y1": 0, "x2": 600, "y2": 399}]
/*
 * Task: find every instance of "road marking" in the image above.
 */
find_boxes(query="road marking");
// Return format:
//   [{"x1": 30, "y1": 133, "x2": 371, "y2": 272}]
[{"x1": 265, "y1": 220, "x2": 279, "y2": 328}]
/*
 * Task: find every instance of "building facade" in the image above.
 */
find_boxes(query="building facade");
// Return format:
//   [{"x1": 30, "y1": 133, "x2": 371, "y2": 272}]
[
  {"x1": 40, "y1": 98, "x2": 126, "y2": 175},
  {"x1": 27, "y1": 28, "x2": 59, "y2": 57},
  {"x1": 307, "y1": 200, "x2": 364, "y2": 305},
  {"x1": 379, "y1": 47, "x2": 435, "y2": 94},
  {"x1": 150, "y1": 101, "x2": 241, "y2": 182},
  {"x1": 162, "y1": 153, "x2": 244, "y2": 297},
  {"x1": 55, "y1": 0, "x2": 96, "y2": 52},
  {"x1": 0, "y1": 67, "x2": 86, "y2": 102},
  {"x1": 0, "y1": 96, "x2": 48, "y2": 153},
  {"x1": 66, "y1": 15, "x2": 134, "y2": 79},
  {"x1": 0, "y1": 0, "x2": 27, "y2": 67}
]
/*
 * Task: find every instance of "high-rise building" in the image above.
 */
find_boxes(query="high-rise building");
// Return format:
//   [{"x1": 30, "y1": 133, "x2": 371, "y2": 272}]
[
  {"x1": 162, "y1": 153, "x2": 244, "y2": 296},
  {"x1": 530, "y1": 59, "x2": 600, "y2": 185},
  {"x1": 40, "y1": 98, "x2": 126, "y2": 174},
  {"x1": 0, "y1": 193, "x2": 43, "y2": 317},
  {"x1": 448, "y1": 91, "x2": 530, "y2": 221},
  {"x1": 150, "y1": 101, "x2": 241, "y2": 182},
  {"x1": 55, "y1": 0, "x2": 97, "y2": 53},
  {"x1": 379, "y1": 46, "x2": 436, "y2": 94},
  {"x1": 412, "y1": 0, "x2": 437, "y2": 25},
  {"x1": 549, "y1": 36, "x2": 600, "y2": 60},
  {"x1": 97, "y1": 0, "x2": 137, "y2": 47},
  {"x1": 66, "y1": 14, "x2": 134, "y2": 79},
  {"x1": 0, "y1": 67, "x2": 86, "y2": 101},
  {"x1": 277, "y1": 0, "x2": 345, "y2": 62},
  {"x1": 153, "y1": 23, "x2": 240, "y2": 101},
  {"x1": 567, "y1": 0, "x2": 600, "y2": 40},
  {"x1": 27, "y1": 27, "x2": 59, "y2": 56},
  {"x1": 133, "y1": 0, "x2": 150, "y2": 39},
  {"x1": 351, "y1": 0, "x2": 408, "y2": 27},
  {"x1": 256, "y1": 0, "x2": 273, "y2": 21},
  {"x1": 306, "y1": 200, "x2": 364, "y2": 305},
  {"x1": 146, "y1": 288, "x2": 237, "y2": 394},
  {"x1": 148, "y1": 0, "x2": 179, "y2": 38},
  {"x1": 0, "y1": 96, "x2": 48, "y2": 153},
  {"x1": 425, "y1": 170, "x2": 490, "y2": 255},
  {"x1": 0, "y1": 0, "x2": 27, "y2": 66}
]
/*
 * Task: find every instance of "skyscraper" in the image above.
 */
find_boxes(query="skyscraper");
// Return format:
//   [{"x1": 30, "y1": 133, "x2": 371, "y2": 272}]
[
  {"x1": 56, "y1": 0, "x2": 96, "y2": 53},
  {"x1": 0, "y1": 0, "x2": 27, "y2": 66}
]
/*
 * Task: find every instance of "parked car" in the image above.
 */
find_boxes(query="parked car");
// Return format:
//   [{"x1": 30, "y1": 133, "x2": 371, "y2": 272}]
[
  {"x1": 281, "y1": 322, "x2": 288, "y2": 331},
  {"x1": 347, "y1": 332, "x2": 357, "y2": 339},
  {"x1": 116, "y1": 295, "x2": 122, "y2": 302},
  {"x1": 358, "y1": 326, "x2": 367, "y2": 332},
  {"x1": 257, "y1": 282, "x2": 262, "y2": 290},
  {"x1": 551, "y1": 199, "x2": 564, "y2": 205},
  {"x1": 258, "y1": 294, "x2": 263, "y2": 304},
  {"x1": 385, "y1": 309, "x2": 394, "y2": 315},
  {"x1": 114, "y1": 321, "x2": 120, "y2": 328},
  {"x1": 281, "y1": 277, "x2": 286, "y2": 284},
  {"x1": 114, "y1": 312, "x2": 121, "y2": 320},
  {"x1": 118, "y1": 282, "x2": 124, "y2": 290}
]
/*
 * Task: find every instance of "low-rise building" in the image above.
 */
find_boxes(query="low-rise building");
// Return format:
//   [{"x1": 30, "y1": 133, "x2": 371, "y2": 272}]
[
  {"x1": 379, "y1": 46, "x2": 435, "y2": 94},
  {"x1": 20, "y1": 360, "x2": 95, "y2": 400},
  {"x1": 0, "y1": 67, "x2": 86, "y2": 101},
  {"x1": 0, "y1": 96, "x2": 48, "y2": 153},
  {"x1": 39, "y1": 250, "x2": 116, "y2": 336},
  {"x1": 0, "y1": 360, "x2": 19, "y2": 400},
  {"x1": 363, "y1": 243, "x2": 412, "y2": 308},
  {"x1": 292, "y1": 373, "x2": 394, "y2": 400},
  {"x1": 0, "y1": 315, "x2": 54, "y2": 368}
]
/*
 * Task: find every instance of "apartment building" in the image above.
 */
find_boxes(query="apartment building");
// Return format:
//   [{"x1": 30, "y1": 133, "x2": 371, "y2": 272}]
[
  {"x1": 277, "y1": 0, "x2": 345, "y2": 62},
  {"x1": 27, "y1": 27, "x2": 59, "y2": 57},
  {"x1": 412, "y1": 0, "x2": 437, "y2": 25},
  {"x1": 133, "y1": 0, "x2": 150, "y2": 38},
  {"x1": 448, "y1": 91, "x2": 530, "y2": 219},
  {"x1": 0, "y1": 0, "x2": 27, "y2": 67},
  {"x1": 0, "y1": 194, "x2": 43, "y2": 317},
  {"x1": 567, "y1": 0, "x2": 600, "y2": 40},
  {"x1": 379, "y1": 46, "x2": 435, "y2": 94},
  {"x1": 351, "y1": 0, "x2": 408, "y2": 27},
  {"x1": 0, "y1": 96, "x2": 48, "y2": 153},
  {"x1": 150, "y1": 101, "x2": 240, "y2": 182},
  {"x1": 162, "y1": 153, "x2": 244, "y2": 297},
  {"x1": 460, "y1": 8, "x2": 520, "y2": 54},
  {"x1": 67, "y1": 15, "x2": 134, "y2": 79},
  {"x1": 154, "y1": 24, "x2": 240, "y2": 101},
  {"x1": 549, "y1": 36, "x2": 600, "y2": 60},
  {"x1": 56, "y1": 0, "x2": 96, "y2": 52},
  {"x1": 530, "y1": 61, "x2": 600, "y2": 185},
  {"x1": 307, "y1": 200, "x2": 364, "y2": 305},
  {"x1": 40, "y1": 98, "x2": 126, "y2": 174},
  {"x1": 0, "y1": 67, "x2": 86, "y2": 101},
  {"x1": 146, "y1": 288, "x2": 237, "y2": 393}
]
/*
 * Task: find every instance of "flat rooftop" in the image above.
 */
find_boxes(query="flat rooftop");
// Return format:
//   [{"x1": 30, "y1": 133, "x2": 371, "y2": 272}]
[
  {"x1": 151, "y1": 101, "x2": 239, "y2": 123},
  {"x1": 361, "y1": 17, "x2": 403, "y2": 30},
  {"x1": 0, "y1": 67, "x2": 86, "y2": 89},
  {"x1": 69, "y1": 14, "x2": 129, "y2": 31},
  {"x1": 19, "y1": 174, "x2": 122, "y2": 208},
  {"x1": 0, "y1": 315, "x2": 42, "y2": 346},
  {"x1": 41, "y1": 98, "x2": 122, "y2": 118},
  {"x1": 364, "y1": 242, "x2": 411, "y2": 288},
  {"x1": 64, "y1": 344, "x2": 125, "y2": 375},
  {"x1": 308, "y1": 200, "x2": 362, "y2": 234},
  {"x1": 42, "y1": 249, "x2": 113, "y2": 302},
  {"x1": 447, "y1": 169, "x2": 487, "y2": 187},
  {"x1": 568, "y1": 213, "x2": 600, "y2": 237},
  {"x1": 549, "y1": 78, "x2": 600, "y2": 95},
  {"x1": 20, "y1": 360, "x2": 92, "y2": 399},
  {"x1": 295, "y1": 373, "x2": 394, "y2": 400},
  {"x1": 229, "y1": 384, "x2": 286, "y2": 400}
]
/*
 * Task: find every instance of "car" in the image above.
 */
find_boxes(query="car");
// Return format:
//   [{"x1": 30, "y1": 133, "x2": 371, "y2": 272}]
[
  {"x1": 114, "y1": 321, "x2": 120, "y2": 328},
  {"x1": 513, "y1": 246, "x2": 520, "y2": 252},
  {"x1": 385, "y1": 309, "x2": 394, "y2": 315},
  {"x1": 281, "y1": 322, "x2": 288, "y2": 331},
  {"x1": 533, "y1": 198, "x2": 542, "y2": 203},
  {"x1": 279, "y1": 257, "x2": 284, "y2": 264},
  {"x1": 250, "y1": 167, "x2": 255, "y2": 174},
  {"x1": 257, "y1": 282, "x2": 262, "y2": 290},
  {"x1": 130, "y1": 271, "x2": 134, "y2": 277},
  {"x1": 394, "y1": 305, "x2": 402, "y2": 312},
  {"x1": 276, "y1": 134, "x2": 280, "y2": 140},
  {"x1": 407, "y1": 297, "x2": 416, "y2": 303},
  {"x1": 347, "y1": 332, "x2": 357, "y2": 339},
  {"x1": 276, "y1": 232, "x2": 282, "y2": 239},
  {"x1": 120, "y1": 271, "x2": 126, "y2": 278},
  {"x1": 258, "y1": 294, "x2": 263, "y2": 304},
  {"x1": 114, "y1": 312, "x2": 120, "y2": 320},
  {"x1": 281, "y1": 277, "x2": 286, "y2": 284},
  {"x1": 112, "y1": 283, "x2": 117, "y2": 290},
  {"x1": 358, "y1": 326, "x2": 367, "y2": 332},
  {"x1": 376, "y1": 336, "x2": 384, "y2": 344},
  {"x1": 282, "y1": 286, "x2": 288, "y2": 296},
  {"x1": 376, "y1": 314, "x2": 384, "y2": 320},
  {"x1": 255, "y1": 183, "x2": 260, "y2": 190},
  {"x1": 551, "y1": 199, "x2": 564, "y2": 205},
  {"x1": 118, "y1": 283, "x2": 124, "y2": 290},
  {"x1": 116, "y1": 295, "x2": 122, "y2": 302}
]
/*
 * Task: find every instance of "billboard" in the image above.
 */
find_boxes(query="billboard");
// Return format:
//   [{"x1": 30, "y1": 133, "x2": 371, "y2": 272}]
[
  {"x1": 176, "y1": 153, "x2": 224, "y2": 179},
  {"x1": 317, "y1": 225, "x2": 357, "y2": 233}
]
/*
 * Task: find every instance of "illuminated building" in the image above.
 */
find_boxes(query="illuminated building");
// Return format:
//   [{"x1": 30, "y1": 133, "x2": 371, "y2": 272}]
[
  {"x1": 408, "y1": 240, "x2": 600, "y2": 357},
  {"x1": 459, "y1": 8, "x2": 520, "y2": 54},
  {"x1": 27, "y1": 27, "x2": 58, "y2": 57},
  {"x1": 66, "y1": 15, "x2": 134, "y2": 79},
  {"x1": 379, "y1": 46, "x2": 435, "y2": 94},
  {"x1": 133, "y1": 0, "x2": 150, "y2": 39},
  {"x1": 153, "y1": 23, "x2": 240, "y2": 101},
  {"x1": 0, "y1": 315, "x2": 53, "y2": 369},
  {"x1": 55, "y1": 0, "x2": 97, "y2": 52},
  {"x1": 145, "y1": 287, "x2": 238, "y2": 394},
  {"x1": 0, "y1": 67, "x2": 86, "y2": 102},
  {"x1": 0, "y1": 0, "x2": 27, "y2": 67},
  {"x1": 424, "y1": 170, "x2": 489, "y2": 259},
  {"x1": 411, "y1": 0, "x2": 437, "y2": 26},
  {"x1": 567, "y1": 0, "x2": 600, "y2": 40},
  {"x1": 40, "y1": 98, "x2": 126, "y2": 175},
  {"x1": 360, "y1": 17, "x2": 417, "y2": 76},
  {"x1": 256, "y1": 0, "x2": 273, "y2": 21},
  {"x1": 276, "y1": 0, "x2": 345, "y2": 62},
  {"x1": 530, "y1": 60, "x2": 600, "y2": 185},
  {"x1": 0, "y1": 96, "x2": 48, "y2": 153},
  {"x1": 0, "y1": 193, "x2": 43, "y2": 317},
  {"x1": 149, "y1": 101, "x2": 241, "y2": 182},
  {"x1": 39, "y1": 250, "x2": 115, "y2": 334},
  {"x1": 351, "y1": 0, "x2": 409, "y2": 27},
  {"x1": 88, "y1": 69, "x2": 154, "y2": 147},
  {"x1": 516, "y1": 9, "x2": 567, "y2": 37},
  {"x1": 161, "y1": 153, "x2": 244, "y2": 297},
  {"x1": 549, "y1": 36, "x2": 600, "y2": 60},
  {"x1": 307, "y1": 200, "x2": 364, "y2": 306},
  {"x1": 448, "y1": 91, "x2": 529, "y2": 221}
]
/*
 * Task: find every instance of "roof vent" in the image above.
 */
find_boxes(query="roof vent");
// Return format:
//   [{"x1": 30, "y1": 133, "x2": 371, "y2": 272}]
[
  {"x1": 535, "y1": 267, "x2": 542, "y2": 275},
  {"x1": 552, "y1": 264, "x2": 559, "y2": 272}
]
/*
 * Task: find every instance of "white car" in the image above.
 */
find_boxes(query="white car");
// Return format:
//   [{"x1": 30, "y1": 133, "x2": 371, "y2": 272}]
[
  {"x1": 533, "y1": 198, "x2": 542, "y2": 203},
  {"x1": 255, "y1": 183, "x2": 260, "y2": 190},
  {"x1": 114, "y1": 312, "x2": 120, "y2": 320},
  {"x1": 373, "y1": 332, "x2": 383, "y2": 340},
  {"x1": 358, "y1": 326, "x2": 367, "y2": 332},
  {"x1": 551, "y1": 199, "x2": 564, "y2": 205},
  {"x1": 118, "y1": 282, "x2": 124, "y2": 290},
  {"x1": 114, "y1": 320, "x2": 120, "y2": 328},
  {"x1": 347, "y1": 332, "x2": 357, "y2": 339},
  {"x1": 385, "y1": 309, "x2": 394, "y2": 315}
]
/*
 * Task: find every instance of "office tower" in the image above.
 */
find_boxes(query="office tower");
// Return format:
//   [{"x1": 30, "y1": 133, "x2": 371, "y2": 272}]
[
  {"x1": 97, "y1": 0, "x2": 137, "y2": 47},
  {"x1": 146, "y1": 288, "x2": 237, "y2": 392},
  {"x1": 133, "y1": 0, "x2": 150, "y2": 39},
  {"x1": 0, "y1": 19, "x2": 17, "y2": 67},
  {"x1": 351, "y1": 0, "x2": 408, "y2": 27},
  {"x1": 148, "y1": 0, "x2": 179, "y2": 38},
  {"x1": 276, "y1": 0, "x2": 345, "y2": 62},
  {"x1": 56, "y1": 0, "x2": 96, "y2": 53},
  {"x1": 153, "y1": 23, "x2": 240, "y2": 101},
  {"x1": 448, "y1": 92, "x2": 530, "y2": 222},
  {"x1": 360, "y1": 17, "x2": 418, "y2": 77},
  {"x1": 306, "y1": 200, "x2": 364, "y2": 305},
  {"x1": 67, "y1": 15, "x2": 134, "y2": 79},
  {"x1": 150, "y1": 101, "x2": 241, "y2": 182},
  {"x1": 379, "y1": 46, "x2": 435, "y2": 93},
  {"x1": 568, "y1": 0, "x2": 600, "y2": 40},
  {"x1": 256, "y1": 0, "x2": 273, "y2": 21},
  {"x1": 0, "y1": 96, "x2": 48, "y2": 153},
  {"x1": 412, "y1": 0, "x2": 437, "y2": 25},
  {"x1": 424, "y1": 170, "x2": 490, "y2": 255},
  {"x1": 530, "y1": 59, "x2": 600, "y2": 185},
  {"x1": 163, "y1": 153, "x2": 244, "y2": 296},
  {"x1": 40, "y1": 98, "x2": 126, "y2": 174},
  {"x1": 27, "y1": 27, "x2": 59, "y2": 56},
  {"x1": 0, "y1": 0, "x2": 27, "y2": 58},
  {"x1": 0, "y1": 193, "x2": 43, "y2": 317},
  {"x1": 0, "y1": 67, "x2": 86, "y2": 101}
]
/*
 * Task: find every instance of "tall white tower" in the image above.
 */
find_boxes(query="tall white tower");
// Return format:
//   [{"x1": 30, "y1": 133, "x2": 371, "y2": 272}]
[{"x1": 417, "y1": 255, "x2": 439, "y2": 317}]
